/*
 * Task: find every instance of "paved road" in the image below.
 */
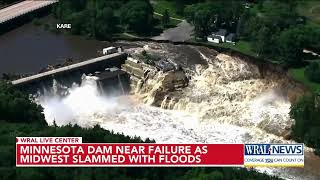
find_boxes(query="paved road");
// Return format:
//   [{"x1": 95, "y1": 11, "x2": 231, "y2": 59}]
[
  {"x1": 152, "y1": 20, "x2": 194, "y2": 42},
  {"x1": 0, "y1": 0, "x2": 57, "y2": 24}
]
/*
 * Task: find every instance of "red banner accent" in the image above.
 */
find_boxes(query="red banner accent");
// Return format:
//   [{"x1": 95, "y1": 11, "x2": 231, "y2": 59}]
[{"x1": 16, "y1": 144, "x2": 244, "y2": 166}]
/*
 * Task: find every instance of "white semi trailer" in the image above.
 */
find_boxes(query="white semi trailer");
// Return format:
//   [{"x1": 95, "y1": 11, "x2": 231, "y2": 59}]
[{"x1": 103, "y1": 47, "x2": 118, "y2": 55}]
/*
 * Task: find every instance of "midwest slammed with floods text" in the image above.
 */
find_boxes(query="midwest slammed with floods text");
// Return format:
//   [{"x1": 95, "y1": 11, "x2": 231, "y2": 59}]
[{"x1": 18, "y1": 145, "x2": 208, "y2": 164}]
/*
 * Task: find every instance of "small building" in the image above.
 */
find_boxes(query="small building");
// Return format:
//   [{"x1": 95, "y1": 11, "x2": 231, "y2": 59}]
[
  {"x1": 207, "y1": 35, "x2": 222, "y2": 43},
  {"x1": 226, "y1": 33, "x2": 236, "y2": 45},
  {"x1": 207, "y1": 29, "x2": 227, "y2": 43},
  {"x1": 207, "y1": 29, "x2": 236, "y2": 44}
]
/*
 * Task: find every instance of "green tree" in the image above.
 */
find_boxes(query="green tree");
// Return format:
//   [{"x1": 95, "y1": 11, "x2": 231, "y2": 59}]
[
  {"x1": 253, "y1": 26, "x2": 277, "y2": 58},
  {"x1": 220, "y1": 0, "x2": 243, "y2": 31},
  {"x1": 290, "y1": 94, "x2": 320, "y2": 155},
  {"x1": 119, "y1": 0, "x2": 154, "y2": 34},
  {"x1": 185, "y1": 1, "x2": 244, "y2": 40},
  {"x1": 94, "y1": 7, "x2": 117, "y2": 40},
  {"x1": 277, "y1": 28, "x2": 304, "y2": 66},
  {"x1": 52, "y1": 0, "x2": 129, "y2": 39},
  {"x1": 305, "y1": 62, "x2": 320, "y2": 83},
  {"x1": 303, "y1": 25, "x2": 320, "y2": 53},
  {"x1": 0, "y1": 81, "x2": 46, "y2": 125},
  {"x1": 68, "y1": 10, "x2": 92, "y2": 36},
  {"x1": 173, "y1": 0, "x2": 200, "y2": 15},
  {"x1": 242, "y1": 16, "x2": 264, "y2": 40},
  {"x1": 237, "y1": 9, "x2": 251, "y2": 37},
  {"x1": 52, "y1": 0, "x2": 86, "y2": 20},
  {"x1": 162, "y1": 9, "x2": 170, "y2": 28},
  {"x1": 263, "y1": 1, "x2": 299, "y2": 30},
  {"x1": 184, "y1": 2, "x2": 217, "y2": 39},
  {"x1": 174, "y1": 0, "x2": 185, "y2": 15}
]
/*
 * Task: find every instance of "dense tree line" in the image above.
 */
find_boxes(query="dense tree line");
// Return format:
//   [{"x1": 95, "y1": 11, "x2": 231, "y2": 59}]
[
  {"x1": 290, "y1": 94, "x2": 320, "y2": 155},
  {"x1": 119, "y1": 0, "x2": 154, "y2": 34},
  {"x1": 0, "y1": 81, "x2": 45, "y2": 125},
  {"x1": 238, "y1": 0, "x2": 320, "y2": 66},
  {"x1": 184, "y1": 0, "x2": 243, "y2": 39},
  {"x1": 240, "y1": 0, "x2": 307, "y2": 66},
  {"x1": 305, "y1": 62, "x2": 320, "y2": 83},
  {"x1": 184, "y1": 0, "x2": 320, "y2": 67},
  {"x1": 170, "y1": 0, "x2": 203, "y2": 16},
  {"x1": 52, "y1": 0, "x2": 154, "y2": 39},
  {"x1": 161, "y1": 9, "x2": 170, "y2": 28}
]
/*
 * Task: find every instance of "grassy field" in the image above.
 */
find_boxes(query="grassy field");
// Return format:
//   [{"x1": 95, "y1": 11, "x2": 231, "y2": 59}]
[
  {"x1": 219, "y1": 41, "x2": 256, "y2": 57},
  {"x1": 204, "y1": 40, "x2": 257, "y2": 58},
  {"x1": 289, "y1": 68, "x2": 320, "y2": 92},
  {"x1": 289, "y1": 60, "x2": 320, "y2": 92},
  {"x1": 297, "y1": 1, "x2": 320, "y2": 24}
]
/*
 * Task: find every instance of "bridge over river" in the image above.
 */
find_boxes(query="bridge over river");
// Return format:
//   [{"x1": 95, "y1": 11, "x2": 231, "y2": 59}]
[{"x1": 0, "y1": 0, "x2": 57, "y2": 24}]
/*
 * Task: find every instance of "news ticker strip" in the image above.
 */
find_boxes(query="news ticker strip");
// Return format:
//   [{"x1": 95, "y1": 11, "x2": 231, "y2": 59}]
[{"x1": 16, "y1": 137, "x2": 304, "y2": 167}]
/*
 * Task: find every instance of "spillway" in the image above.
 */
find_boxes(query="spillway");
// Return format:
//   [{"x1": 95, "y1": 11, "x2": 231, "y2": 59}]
[{"x1": 34, "y1": 42, "x2": 319, "y2": 180}]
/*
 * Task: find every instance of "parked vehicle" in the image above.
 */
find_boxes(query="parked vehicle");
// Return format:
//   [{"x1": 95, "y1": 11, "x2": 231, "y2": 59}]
[{"x1": 103, "y1": 47, "x2": 118, "y2": 55}]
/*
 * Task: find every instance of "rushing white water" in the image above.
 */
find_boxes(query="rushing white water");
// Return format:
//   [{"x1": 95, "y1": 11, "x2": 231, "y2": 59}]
[
  {"x1": 137, "y1": 52, "x2": 294, "y2": 137},
  {"x1": 35, "y1": 75, "x2": 318, "y2": 180},
  {"x1": 35, "y1": 44, "x2": 319, "y2": 180}
]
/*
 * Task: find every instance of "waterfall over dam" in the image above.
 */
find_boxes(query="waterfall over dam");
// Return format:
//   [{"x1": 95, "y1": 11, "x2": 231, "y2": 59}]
[{"x1": 32, "y1": 42, "x2": 319, "y2": 180}]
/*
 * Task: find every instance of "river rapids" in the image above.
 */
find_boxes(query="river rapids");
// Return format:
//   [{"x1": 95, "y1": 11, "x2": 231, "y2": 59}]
[{"x1": 35, "y1": 43, "x2": 319, "y2": 180}]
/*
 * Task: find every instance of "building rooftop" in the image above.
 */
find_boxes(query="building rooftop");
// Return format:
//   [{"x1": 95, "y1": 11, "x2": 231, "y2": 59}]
[
  {"x1": 215, "y1": 29, "x2": 227, "y2": 36},
  {"x1": 208, "y1": 35, "x2": 222, "y2": 41},
  {"x1": 226, "y1": 33, "x2": 236, "y2": 42}
]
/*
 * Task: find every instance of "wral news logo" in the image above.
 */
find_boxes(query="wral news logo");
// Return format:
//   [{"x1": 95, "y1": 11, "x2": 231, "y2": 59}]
[{"x1": 244, "y1": 144, "x2": 304, "y2": 167}]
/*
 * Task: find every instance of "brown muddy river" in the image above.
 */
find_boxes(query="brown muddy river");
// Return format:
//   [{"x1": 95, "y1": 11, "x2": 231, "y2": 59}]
[{"x1": 0, "y1": 20, "x2": 122, "y2": 75}]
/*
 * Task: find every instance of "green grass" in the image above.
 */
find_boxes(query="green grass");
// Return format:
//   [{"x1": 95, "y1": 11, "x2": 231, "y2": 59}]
[
  {"x1": 297, "y1": 0, "x2": 320, "y2": 24},
  {"x1": 222, "y1": 41, "x2": 256, "y2": 57},
  {"x1": 152, "y1": 0, "x2": 183, "y2": 19},
  {"x1": 188, "y1": 38, "x2": 259, "y2": 59},
  {"x1": 115, "y1": 32, "x2": 140, "y2": 39},
  {"x1": 205, "y1": 40, "x2": 257, "y2": 58},
  {"x1": 289, "y1": 60, "x2": 320, "y2": 92}
]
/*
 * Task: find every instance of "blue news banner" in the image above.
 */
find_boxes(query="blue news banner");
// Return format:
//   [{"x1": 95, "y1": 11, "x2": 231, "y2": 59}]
[{"x1": 244, "y1": 144, "x2": 304, "y2": 167}]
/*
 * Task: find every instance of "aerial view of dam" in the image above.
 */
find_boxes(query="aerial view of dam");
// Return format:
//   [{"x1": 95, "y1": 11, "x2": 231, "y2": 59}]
[{"x1": 1, "y1": 0, "x2": 320, "y2": 180}]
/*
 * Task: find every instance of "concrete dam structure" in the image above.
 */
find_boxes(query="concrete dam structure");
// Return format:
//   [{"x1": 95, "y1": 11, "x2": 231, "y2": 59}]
[{"x1": 12, "y1": 52, "x2": 129, "y2": 94}]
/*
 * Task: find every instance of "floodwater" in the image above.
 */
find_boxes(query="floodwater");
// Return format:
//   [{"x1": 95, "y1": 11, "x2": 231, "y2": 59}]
[
  {"x1": 35, "y1": 42, "x2": 320, "y2": 180},
  {"x1": 2, "y1": 16, "x2": 320, "y2": 180},
  {"x1": 0, "y1": 20, "x2": 122, "y2": 75}
]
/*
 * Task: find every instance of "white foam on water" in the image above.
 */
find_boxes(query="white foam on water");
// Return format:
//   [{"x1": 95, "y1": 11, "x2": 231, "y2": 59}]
[
  {"x1": 35, "y1": 75, "x2": 319, "y2": 180},
  {"x1": 35, "y1": 43, "x2": 319, "y2": 180}
]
